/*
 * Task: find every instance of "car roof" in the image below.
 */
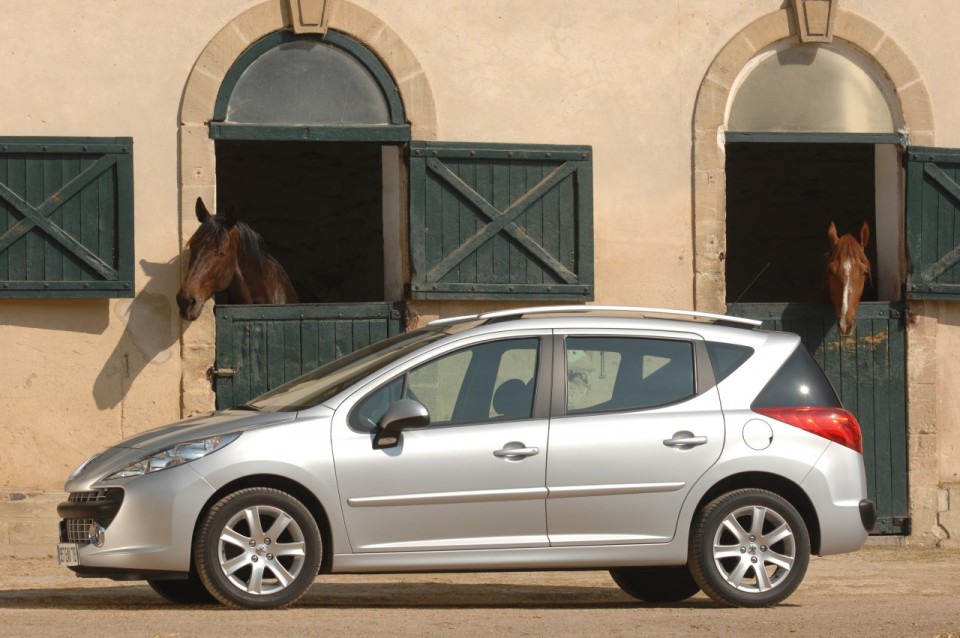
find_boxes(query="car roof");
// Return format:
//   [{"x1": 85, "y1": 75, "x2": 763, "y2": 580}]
[
  {"x1": 430, "y1": 305, "x2": 759, "y2": 328},
  {"x1": 426, "y1": 305, "x2": 777, "y2": 346}
]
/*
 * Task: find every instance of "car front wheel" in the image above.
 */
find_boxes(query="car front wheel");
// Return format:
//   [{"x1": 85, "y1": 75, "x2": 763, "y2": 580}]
[
  {"x1": 609, "y1": 566, "x2": 700, "y2": 602},
  {"x1": 194, "y1": 487, "x2": 322, "y2": 609},
  {"x1": 689, "y1": 488, "x2": 810, "y2": 608}
]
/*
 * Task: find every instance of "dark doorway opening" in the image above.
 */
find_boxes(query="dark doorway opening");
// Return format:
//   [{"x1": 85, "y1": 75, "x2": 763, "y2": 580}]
[
  {"x1": 725, "y1": 143, "x2": 879, "y2": 304},
  {"x1": 215, "y1": 140, "x2": 385, "y2": 303}
]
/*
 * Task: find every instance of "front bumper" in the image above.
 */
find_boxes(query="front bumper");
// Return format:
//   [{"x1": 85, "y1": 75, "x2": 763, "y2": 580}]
[{"x1": 57, "y1": 464, "x2": 215, "y2": 576}]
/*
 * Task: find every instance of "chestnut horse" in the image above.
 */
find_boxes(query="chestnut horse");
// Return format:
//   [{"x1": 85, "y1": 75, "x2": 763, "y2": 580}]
[
  {"x1": 176, "y1": 198, "x2": 298, "y2": 320},
  {"x1": 826, "y1": 221, "x2": 871, "y2": 337}
]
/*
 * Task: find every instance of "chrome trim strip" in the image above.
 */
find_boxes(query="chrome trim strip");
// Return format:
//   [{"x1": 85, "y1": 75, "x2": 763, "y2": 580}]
[
  {"x1": 547, "y1": 482, "x2": 685, "y2": 498},
  {"x1": 347, "y1": 483, "x2": 684, "y2": 507},
  {"x1": 347, "y1": 487, "x2": 548, "y2": 507}
]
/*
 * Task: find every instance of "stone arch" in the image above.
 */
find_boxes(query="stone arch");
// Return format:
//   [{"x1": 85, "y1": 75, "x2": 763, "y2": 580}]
[
  {"x1": 692, "y1": 7, "x2": 933, "y2": 312},
  {"x1": 176, "y1": 0, "x2": 437, "y2": 414}
]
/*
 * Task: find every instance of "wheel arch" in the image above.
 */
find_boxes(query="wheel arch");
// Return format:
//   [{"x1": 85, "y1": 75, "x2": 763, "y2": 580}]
[
  {"x1": 691, "y1": 472, "x2": 822, "y2": 555},
  {"x1": 192, "y1": 474, "x2": 335, "y2": 573}
]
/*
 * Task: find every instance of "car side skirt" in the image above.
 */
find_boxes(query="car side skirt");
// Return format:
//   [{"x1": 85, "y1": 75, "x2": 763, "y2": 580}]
[{"x1": 330, "y1": 542, "x2": 688, "y2": 573}]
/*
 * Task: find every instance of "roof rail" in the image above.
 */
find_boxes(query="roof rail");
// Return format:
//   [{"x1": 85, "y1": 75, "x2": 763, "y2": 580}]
[{"x1": 428, "y1": 305, "x2": 761, "y2": 328}]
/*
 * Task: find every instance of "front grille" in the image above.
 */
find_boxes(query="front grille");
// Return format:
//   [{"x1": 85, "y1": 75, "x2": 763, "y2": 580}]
[
  {"x1": 64, "y1": 518, "x2": 95, "y2": 543},
  {"x1": 59, "y1": 488, "x2": 123, "y2": 544},
  {"x1": 69, "y1": 489, "x2": 112, "y2": 503}
]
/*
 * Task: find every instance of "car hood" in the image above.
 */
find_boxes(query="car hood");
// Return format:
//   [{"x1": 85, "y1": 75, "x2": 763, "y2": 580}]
[
  {"x1": 65, "y1": 409, "x2": 311, "y2": 488},
  {"x1": 114, "y1": 409, "x2": 298, "y2": 450}
]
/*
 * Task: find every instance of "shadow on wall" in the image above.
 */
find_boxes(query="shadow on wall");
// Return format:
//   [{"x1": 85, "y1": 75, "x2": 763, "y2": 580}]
[{"x1": 93, "y1": 259, "x2": 181, "y2": 410}]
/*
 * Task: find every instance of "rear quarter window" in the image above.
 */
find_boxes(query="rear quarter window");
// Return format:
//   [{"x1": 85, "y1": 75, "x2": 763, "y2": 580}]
[
  {"x1": 705, "y1": 342, "x2": 754, "y2": 382},
  {"x1": 751, "y1": 346, "x2": 841, "y2": 409}
]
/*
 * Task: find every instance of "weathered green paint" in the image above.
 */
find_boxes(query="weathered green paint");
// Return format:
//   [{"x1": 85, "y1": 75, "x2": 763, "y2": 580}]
[
  {"x1": 213, "y1": 302, "x2": 405, "y2": 409},
  {"x1": 727, "y1": 302, "x2": 909, "y2": 535},
  {"x1": 906, "y1": 146, "x2": 960, "y2": 299},
  {"x1": 408, "y1": 141, "x2": 594, "y2": 300},
  {"x1": 210, "y1": 123, "x2": 411, "y2": 142},
  {"x1": 0, "y1": 138, "x2": 134, "y2": 298},
  {"x1": 725, "y1": 132, "x2": 906, "y2": 145}
]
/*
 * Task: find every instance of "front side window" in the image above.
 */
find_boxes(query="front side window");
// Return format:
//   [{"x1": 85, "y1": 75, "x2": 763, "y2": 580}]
[
  {"x1": 566, "y1": 337, "x2": 695, "y2": 414},
  {"x1": 351, "y1": 338, "x2": 540, "y2": 430}
]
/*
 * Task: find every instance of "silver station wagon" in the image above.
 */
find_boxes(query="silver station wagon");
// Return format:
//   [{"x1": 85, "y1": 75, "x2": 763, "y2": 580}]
[{"x1": 58, "y1": 306, "x2": 876, "y2": 609}]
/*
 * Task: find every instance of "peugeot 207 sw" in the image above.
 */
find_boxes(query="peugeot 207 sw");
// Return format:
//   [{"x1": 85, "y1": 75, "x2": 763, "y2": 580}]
[{"x1": 58, "y1": 306, "x2": 876, "y2": 609}]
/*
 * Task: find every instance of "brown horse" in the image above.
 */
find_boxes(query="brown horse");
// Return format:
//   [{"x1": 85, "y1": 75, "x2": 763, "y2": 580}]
[
  {"x1": 826, "y1": 221, "x2": 872, "y2": 337},
  {"x1": 176, "y1": 198, "x2": 298, "y2": 321}
]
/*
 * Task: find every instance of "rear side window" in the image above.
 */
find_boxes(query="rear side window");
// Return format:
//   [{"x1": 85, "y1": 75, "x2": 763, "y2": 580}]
[
  {"x1": 566, "y1": 337, "x2": 695, "y2": 414},
  {"x1": 751, "y1": 346, "x2": 841, "y2": 409},
  {"x1": 705, "y1": 342, "x2": 754, "y2": 382}
]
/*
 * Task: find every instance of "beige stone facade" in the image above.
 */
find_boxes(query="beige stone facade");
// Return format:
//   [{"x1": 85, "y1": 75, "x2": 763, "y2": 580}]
[{"x1": 1, "y1": 0, "x2": 959, "y2": 555}]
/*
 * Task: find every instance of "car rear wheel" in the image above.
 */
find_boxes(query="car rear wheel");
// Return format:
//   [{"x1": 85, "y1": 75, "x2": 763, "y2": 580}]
[
  {"x1": 609, "y1": 566, "x2": 700, "y2": 602},
  {"x1": 148, "y1": 573, "x2": 216, "y2": 605},
  {"x1": 689, "y1": 489, "x2": 810, "y2": 608},
  {"x1": 194, "y1": 487, "x2": 322, "y2": 609}
]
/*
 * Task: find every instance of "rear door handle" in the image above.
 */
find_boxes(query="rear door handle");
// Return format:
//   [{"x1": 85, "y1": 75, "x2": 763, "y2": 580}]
[
  {"x1": 493, "y1": 443, "x2": 540, "y2": 459},
  {"x1": 663, "y1": 431, "x2": 708, "y2": 449}
]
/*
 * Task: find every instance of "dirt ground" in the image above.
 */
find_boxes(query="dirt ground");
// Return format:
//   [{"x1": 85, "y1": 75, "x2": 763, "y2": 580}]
[{"x1": 1, "y1": 546, "x2": 958, "y2": 638}]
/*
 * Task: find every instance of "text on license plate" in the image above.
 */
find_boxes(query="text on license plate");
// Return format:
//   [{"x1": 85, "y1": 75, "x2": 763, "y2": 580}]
[{"x1": 57, "y1": 543, "x2": 79, "y2": 567}]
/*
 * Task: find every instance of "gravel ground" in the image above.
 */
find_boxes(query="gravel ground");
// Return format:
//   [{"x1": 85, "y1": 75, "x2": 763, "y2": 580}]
[{"x1": 0, "y1": 546, "x2": 958, "y2": 637}]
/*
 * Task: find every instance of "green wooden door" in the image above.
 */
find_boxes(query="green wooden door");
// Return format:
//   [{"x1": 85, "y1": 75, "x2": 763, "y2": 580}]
[
  {"x1": 408, "y1": 141, "x2": 593, "y2": 300},
  {"x1": 213, "y1": 302, "x2": 404, "y2": 409},
  {"x1": 0, "y1": 138, "x2": 134, "y2": 297},
  {"x1": 727, "y1": 302, "x2": 909, "y2": 535}
]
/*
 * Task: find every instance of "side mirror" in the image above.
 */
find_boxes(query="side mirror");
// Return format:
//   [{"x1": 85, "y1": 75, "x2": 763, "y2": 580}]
[{"x1": 372, "y1": 399, "x2": 430, "y2": 449}]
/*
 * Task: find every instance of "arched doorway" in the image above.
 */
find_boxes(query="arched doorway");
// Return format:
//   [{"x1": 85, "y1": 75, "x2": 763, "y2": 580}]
[
  {"x1": 206, "y1": 29, "x2": 410, "y2": 406},
  {"x1": 724, "y1": 41, "x2": 902, "y2": 305}
]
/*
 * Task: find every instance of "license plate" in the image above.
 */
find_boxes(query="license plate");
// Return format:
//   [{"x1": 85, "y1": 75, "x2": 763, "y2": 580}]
[{"x1": 57, "y1": 543, "x2": 79, "y2": 567}]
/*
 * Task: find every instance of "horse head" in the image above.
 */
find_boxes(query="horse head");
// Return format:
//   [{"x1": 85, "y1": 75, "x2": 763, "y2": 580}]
[
  {"x1": 176, "y1": 198, "x2": 240, "y2": 321},
  {"x1": 826, "y1": 221, "x2": 872, "y2": 337}
]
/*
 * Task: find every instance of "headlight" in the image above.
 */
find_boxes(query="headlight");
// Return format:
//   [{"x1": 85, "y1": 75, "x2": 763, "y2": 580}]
[{"x1": 106, "y1": 433, "x2": 240, "y2": 480}]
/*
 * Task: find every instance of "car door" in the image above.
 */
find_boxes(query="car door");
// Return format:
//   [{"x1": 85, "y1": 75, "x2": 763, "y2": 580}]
[
  {"x1": 546, "y1": 330, "x2": 724, "y2": 545},
  {"x1": 332, "y1": 332, "x2": 551, "y2": 553}
]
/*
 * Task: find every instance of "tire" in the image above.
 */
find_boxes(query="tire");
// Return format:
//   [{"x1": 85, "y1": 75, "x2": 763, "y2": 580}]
[
  {"x1": 148, "y1": 573, "x2": 217, "y2": 605},
  {"x1": 689, "y1": 489, "x2": 810, "y2": 608},
  {"x1": 194, "y1": 487, "x2": 322, "y2": 609},
  {"x1": 609, "y1": 566, "x2": 700, "y2": 603}
]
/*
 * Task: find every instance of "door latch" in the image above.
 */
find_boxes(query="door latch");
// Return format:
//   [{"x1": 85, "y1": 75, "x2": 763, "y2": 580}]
[{"x1": 207, "y1": 363, "x2": 241, "y2": 379}]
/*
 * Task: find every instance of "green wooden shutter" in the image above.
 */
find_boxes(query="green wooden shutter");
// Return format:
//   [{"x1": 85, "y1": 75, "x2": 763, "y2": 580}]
[
  {"x1": 0, "y1": 137, "x2": 134, "y2": 298},
  {"x1": 408, "y1": 141, "x2": 593, "y2": 300},
  {"x1": 906, "y1": 146, "x2": 960, "y2": 299}
]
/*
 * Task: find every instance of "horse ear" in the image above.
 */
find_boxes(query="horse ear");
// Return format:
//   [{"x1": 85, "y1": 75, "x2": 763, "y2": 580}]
[
  {"x1": 195, "y1": 197, "x2": 211, "y2": 223},
  {"x1": 219, "y1": 202, "x2": 239, "y2": 228},
  {"x1": 860, "y1": 221, "x2": 870, "y2": 249},
  {"x1": 827, "y1": 221, "x2": 839, "y2": 247}
]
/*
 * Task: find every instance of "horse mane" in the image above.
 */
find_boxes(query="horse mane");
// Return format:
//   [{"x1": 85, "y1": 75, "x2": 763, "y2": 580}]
[
  {"x1": 828, "y1": 234, "x2": 873, "y2": 285},
  {"x1": 187, "y1": 215, "x2": 273, "y2": 278}
]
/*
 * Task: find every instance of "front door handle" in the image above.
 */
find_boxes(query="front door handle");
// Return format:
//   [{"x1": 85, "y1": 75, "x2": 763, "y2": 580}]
[
  {"x1": 494, "y1": 442, "x2": 540, "y2": 459},
  {"x1": 663, "y1": 431, "x2": 708, "y2": 449}
]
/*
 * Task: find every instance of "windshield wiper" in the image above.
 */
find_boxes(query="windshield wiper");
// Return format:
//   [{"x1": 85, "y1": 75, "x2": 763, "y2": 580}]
[{"x1": 233, "y1": 403, "x2": 261, "y2": 411}]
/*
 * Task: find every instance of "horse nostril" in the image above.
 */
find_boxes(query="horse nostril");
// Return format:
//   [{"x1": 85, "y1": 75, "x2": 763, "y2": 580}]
[{"x1": 176, "y1": 293, "x2": 198, "y2": 318}]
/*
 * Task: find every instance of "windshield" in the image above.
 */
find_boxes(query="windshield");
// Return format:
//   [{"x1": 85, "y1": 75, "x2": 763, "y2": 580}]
[{"x1": 245, "y1": 328, "x2": 447, "y2": 412}]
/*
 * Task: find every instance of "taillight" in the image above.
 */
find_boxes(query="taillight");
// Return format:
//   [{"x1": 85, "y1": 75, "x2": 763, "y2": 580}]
[{"x1": 753, "y1": 407, "x2": 863, "y2": 454}]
